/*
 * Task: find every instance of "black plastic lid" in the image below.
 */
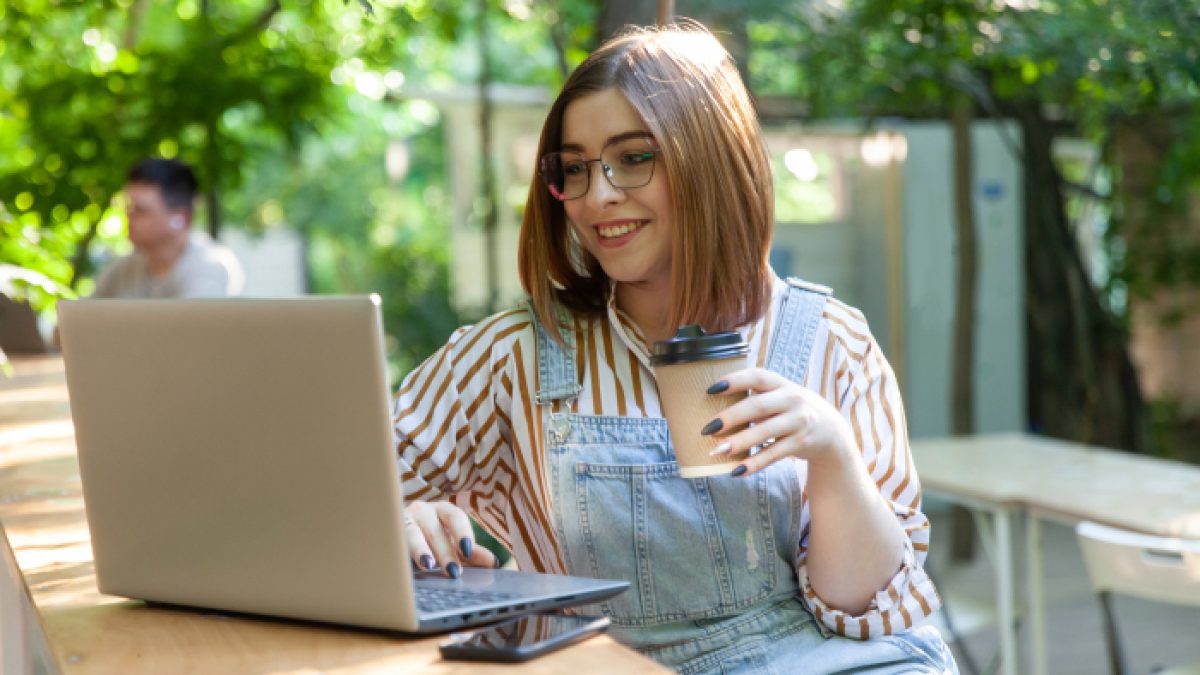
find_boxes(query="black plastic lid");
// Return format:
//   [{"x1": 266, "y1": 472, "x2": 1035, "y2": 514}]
[{"x1": 650, "y1": 325, "x2": 749, "y2": 366}]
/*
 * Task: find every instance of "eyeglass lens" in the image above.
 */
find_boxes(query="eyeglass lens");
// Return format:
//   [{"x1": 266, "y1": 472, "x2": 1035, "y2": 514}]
[{"x1": 540, "y1": 136, "x2": 657, "y2": 201}]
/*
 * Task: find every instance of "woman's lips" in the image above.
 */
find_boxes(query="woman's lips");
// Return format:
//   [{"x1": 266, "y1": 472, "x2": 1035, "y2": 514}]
[{"x1": 594, "y1": 220, "x2": 647, "y2": 247}]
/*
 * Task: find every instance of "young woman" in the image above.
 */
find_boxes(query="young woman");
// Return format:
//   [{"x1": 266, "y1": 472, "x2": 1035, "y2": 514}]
[{"x1": 394, "y1": 24, "x2": 957, "y2": 674}]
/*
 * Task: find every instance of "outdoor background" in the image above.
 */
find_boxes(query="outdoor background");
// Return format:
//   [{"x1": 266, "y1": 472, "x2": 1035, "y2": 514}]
[
  {"x1": 6, "y1": 0, "x2": 1197, "y2": 461},
  {"x1": 2, "y1": 1, "x2": 1200, "y2": 672}
]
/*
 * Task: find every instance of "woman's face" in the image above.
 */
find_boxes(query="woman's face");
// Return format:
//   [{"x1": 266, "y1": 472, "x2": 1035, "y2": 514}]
[{"x1": 560, "y1": 88, "x2": 674, "y2": 293}]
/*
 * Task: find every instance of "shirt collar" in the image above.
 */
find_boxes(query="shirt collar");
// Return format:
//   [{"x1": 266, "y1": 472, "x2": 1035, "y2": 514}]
[
  {"x1": 605, "y1": 285, "x2": 654, "y2": 370},
  {"x1": 602, "y1": 269, "x2": 786, "y2": 372}
]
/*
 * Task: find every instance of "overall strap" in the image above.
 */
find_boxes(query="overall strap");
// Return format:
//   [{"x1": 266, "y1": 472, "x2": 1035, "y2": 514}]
[
  {"x1": 765, "y1": 278, "x2": 832, "y2": 384},
  {"x1": 528, "y1": 300, "x2": 583, "y2": 405}
]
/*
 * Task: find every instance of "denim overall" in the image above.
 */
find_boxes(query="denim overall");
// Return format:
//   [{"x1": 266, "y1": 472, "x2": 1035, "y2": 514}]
[{"x1": 532, "y1": 280, "x2": 956, "y2": 674}]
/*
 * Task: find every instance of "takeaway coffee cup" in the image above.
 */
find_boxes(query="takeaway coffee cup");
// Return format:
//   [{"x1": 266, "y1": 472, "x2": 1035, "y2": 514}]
[{"x1": 652, "y1": 325, "x2": 749, "y2": 478}]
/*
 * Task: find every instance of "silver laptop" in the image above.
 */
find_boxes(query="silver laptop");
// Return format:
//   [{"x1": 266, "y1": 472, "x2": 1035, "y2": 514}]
[{"x1": 57, "y1": 296, "x2": 627, "y2": 633}]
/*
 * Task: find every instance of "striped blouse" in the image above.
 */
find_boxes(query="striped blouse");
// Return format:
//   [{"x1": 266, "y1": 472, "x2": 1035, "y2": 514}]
[{"x1": 393, "y1": 274, "x2": 941, "y2": 639}]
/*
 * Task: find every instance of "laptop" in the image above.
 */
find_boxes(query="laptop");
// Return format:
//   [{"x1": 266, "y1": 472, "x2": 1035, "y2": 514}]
[{"x1": 57, "y1": 295, "x2": 627, "y2": 633}]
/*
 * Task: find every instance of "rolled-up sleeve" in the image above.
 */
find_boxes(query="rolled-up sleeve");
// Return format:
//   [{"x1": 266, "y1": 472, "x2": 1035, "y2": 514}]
[
  {"x1": 795, "y1": 313, "x2": 941, "y2": 639},
  {"x1": 393, "y1": 312, "x2": 530, "y2": 544}
]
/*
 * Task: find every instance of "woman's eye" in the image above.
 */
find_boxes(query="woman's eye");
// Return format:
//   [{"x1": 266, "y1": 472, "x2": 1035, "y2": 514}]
[
  {"x1": 621, "y1": 152, "x2": 654, "y2": 165},
  {"x1": 563, "y1": 162, "x2": 586, "y2": 176}
]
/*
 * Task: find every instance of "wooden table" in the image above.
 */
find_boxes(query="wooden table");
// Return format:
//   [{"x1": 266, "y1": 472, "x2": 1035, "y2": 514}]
[
  {"x1": 0, "y1": 356, "x2": 665, "y2": 674},
  {"x1": 912, "y1": 432, "x2": 1200, "y2": 675}
]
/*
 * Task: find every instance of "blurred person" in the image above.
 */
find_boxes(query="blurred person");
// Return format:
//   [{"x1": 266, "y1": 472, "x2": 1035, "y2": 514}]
[
  {"x1": 392, "y1": 24, "x2": 956, "y2": 674},
  {"x1": 92, "y1": 158, "x2": 244, "y2": 298}
]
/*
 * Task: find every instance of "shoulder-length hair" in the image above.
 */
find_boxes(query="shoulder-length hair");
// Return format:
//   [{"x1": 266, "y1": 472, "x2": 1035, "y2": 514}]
[{"x1": 517, "y1": 23, "x2": 774, "y2": 343}]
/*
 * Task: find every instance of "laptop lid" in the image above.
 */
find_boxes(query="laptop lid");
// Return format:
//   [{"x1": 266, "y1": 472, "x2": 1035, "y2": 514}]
[
  {"x1": 57, "y1": 296, "x2": 628, "y2": 634},
  {"x1": 59, "y1": 296, "x2": 422, "y2": 631}
]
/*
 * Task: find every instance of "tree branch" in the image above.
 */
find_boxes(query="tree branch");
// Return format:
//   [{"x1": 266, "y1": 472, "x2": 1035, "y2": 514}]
[
  {"x1": 1061, "y1": 179, "x2": 1111, "y2": 202},
  {"x1": 121, "y1": 0, "x2": 148, "y2": 49},
  {"x1": 546, "y1": 2, "x2": 570, "y2": 82},
  {"x1": 220, "y1": 0, "x2": 283, "y2": 49}
]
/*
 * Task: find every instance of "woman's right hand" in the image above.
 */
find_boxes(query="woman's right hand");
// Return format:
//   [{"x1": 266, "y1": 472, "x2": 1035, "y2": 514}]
[{"x1": 404, "y1": 500, "x2": 501, "y2": 578}]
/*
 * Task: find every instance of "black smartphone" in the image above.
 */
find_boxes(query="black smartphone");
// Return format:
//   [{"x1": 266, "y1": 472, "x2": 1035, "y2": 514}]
[{"x1": 438, "y1": 613, "x2": 611, "y2": 663}]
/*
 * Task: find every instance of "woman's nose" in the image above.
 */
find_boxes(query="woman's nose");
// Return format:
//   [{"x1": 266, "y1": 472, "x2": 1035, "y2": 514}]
[{"x1": 584, "y1": 165, "x2": 624, "y2": 208}]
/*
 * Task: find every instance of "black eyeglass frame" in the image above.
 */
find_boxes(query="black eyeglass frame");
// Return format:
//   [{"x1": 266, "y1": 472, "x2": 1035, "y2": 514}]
[{"x1": 538, "y1": 136, "x2": 661, "y2": 202}]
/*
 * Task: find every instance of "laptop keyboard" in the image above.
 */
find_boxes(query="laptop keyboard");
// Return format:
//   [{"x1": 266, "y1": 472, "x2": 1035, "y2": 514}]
[{"x1": 414, "y1": 586, "x2": 521, "y2": 613}]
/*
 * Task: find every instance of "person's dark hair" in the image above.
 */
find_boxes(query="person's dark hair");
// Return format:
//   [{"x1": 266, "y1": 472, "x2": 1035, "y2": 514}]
[
  {"x1": 126, "y1": 158, "x2": 198, "y2": 213},
  {"x1": 517, "y1": 23, "x2": 774, "y2": 343}
]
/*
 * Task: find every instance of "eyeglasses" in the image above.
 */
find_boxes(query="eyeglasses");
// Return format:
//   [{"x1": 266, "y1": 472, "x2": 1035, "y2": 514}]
[{"x1": 539, "y1": 135, "x2": 660, "y2": 201}]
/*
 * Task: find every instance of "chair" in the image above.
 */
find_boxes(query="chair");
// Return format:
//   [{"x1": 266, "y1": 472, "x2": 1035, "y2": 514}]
[{"x1": 1075, "y1": 521, "x2": 1200, "y2": 675}]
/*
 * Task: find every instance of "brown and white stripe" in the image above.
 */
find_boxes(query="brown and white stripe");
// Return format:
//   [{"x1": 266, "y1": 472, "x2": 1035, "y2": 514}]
[{"x1": 393, "y1": 275, "x2": 939, "y2": 638}]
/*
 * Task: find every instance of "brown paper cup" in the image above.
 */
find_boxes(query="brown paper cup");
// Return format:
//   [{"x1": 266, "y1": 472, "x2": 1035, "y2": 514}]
[{"x1": 655, "y1": 356, "x2": 746, "y2": 478}]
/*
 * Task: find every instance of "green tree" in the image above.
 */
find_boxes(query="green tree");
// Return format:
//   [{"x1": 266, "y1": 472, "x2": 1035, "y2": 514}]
[
  {"x1": 0, "y1": 0, "x2": 595, "y2": 355},
  {"x1": 0, "y1": 1, "x2": 381, "y2": 298},
  {"x1": 748, "y1": 0, "x2": 1200, "y2": 455}
]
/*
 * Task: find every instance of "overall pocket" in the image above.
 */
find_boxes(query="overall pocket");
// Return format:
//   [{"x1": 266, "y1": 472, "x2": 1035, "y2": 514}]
[{"x1": 574, "y1": 457, "x2": 779, "y2": 627}]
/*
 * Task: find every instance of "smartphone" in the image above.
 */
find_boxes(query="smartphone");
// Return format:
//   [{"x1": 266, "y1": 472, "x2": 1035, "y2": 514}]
[{"x1": 438, "y1": 613, "x2": 611, "y2": 663}]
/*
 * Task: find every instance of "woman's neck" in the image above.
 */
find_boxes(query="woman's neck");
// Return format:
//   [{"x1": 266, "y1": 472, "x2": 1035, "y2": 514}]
[{"x1": 614, "y1": 280, "x2": 674, "y2": 345}]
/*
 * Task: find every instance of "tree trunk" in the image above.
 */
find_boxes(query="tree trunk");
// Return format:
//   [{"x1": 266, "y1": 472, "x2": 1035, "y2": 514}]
[
  {"x1": 1116, "y1": 116, "x2": 1200, "y2": 439},
  {"x1": 547, "y1": 2, "x2": 571, "y2": 81},
  {"x1": 596, "y1": 0, "x2": 657, "y2": 43},
  {"x1": 204, "y1": 127, "x2": 221, "y2": 239},
  {"x1": 68, "y1": 216, "x2": 105, "y2": 290},
  {"x1": 1016, "y1": 101, "x2": 1148, "y2": 452},
  {"x1": 951, "y1": 94, "x2": 977, "y2": 436},
  {"x1": 949, "y1": 94, "x2": 978, "y2": 561},
  {"x1": 201, "y1": 0, "x2": 220, "y2": 239},
  {"x1": 656, "y1": 0, "x2": 675, "y2": 25},
  {"x1": 478, "y1": 0, "x2": 499, "y2": 314}
]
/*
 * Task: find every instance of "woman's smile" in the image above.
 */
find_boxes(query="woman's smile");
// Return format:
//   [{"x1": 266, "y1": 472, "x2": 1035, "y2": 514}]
[{"x1": 594, "y1": 218, "x2": 649, "y2": 245}]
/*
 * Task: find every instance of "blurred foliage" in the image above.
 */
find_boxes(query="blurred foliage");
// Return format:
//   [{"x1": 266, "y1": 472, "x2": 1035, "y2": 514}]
[
  {"x1": 0, "y1": 0, "x2": 595, "y2": 372},
  {"x1": 7, "y1": 0, "x2": 1194, "y2": 450},
  {"x1": 1149, "y1": 398, "x2": 1200, "y2": 464},
  {"x1": 0, "y1": 0, "x2": 359, "y2": 295},
  {"x1": 747, "y1": 0, "x2": 1200, "y2": 458},
  {"x1": 228, "y1": 97, "x2": 461, "y2": 379},
  {"x1": 748, "y1": 0, "x2": 1200, "y2": 312}
]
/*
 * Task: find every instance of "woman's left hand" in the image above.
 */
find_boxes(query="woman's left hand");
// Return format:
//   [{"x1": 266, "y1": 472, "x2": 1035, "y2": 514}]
[{"x1": 705, "y1": 367, "x2": 856, "y2": 475}]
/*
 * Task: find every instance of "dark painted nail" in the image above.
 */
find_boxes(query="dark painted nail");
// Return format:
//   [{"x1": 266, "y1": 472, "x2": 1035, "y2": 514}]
[
  {"x1": 706, "y1": 380, "x2": 730, "y2": 395},
  {"x1": 701, "y1": 418, "x2": 723, "y2": 436},
  {"x1": 459, "y1": 537, "x2": 473, "y2": 558},
  {"x1": 420, "y1": 554, "x2": 436, "y2": 570},
  {"x1": 447, "y1": 562, "x2": 461, "y2": 579},
  {"x1": 731, "y1": 464, "x2": 748, "y2": 477}
]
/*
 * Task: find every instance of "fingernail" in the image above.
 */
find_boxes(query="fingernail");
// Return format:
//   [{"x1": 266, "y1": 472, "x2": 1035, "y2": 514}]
[
  {"x1": 731, "y1": 464, "x2": 748, "y2": 477},
  {"x1": 447, "y1": 562, "x2": 461, "y2": 579},
  {"x1": 706, "y1": 380, "x2": 729, "y2": 395},
  {"x1": 459, "y1": 537, "x2": 473, "y2": 558},
  {"x1": 701, "y1": 418, "x2": 723, "y2": 436},
  {"x1": 420, "y1": 554, "x2": 436, "y2": 570},
  {"x1": 710, "y1": 441, "x2": 732, "y2": 456}
]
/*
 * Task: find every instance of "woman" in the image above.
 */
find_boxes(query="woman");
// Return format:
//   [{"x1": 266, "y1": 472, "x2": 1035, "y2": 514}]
[{"x1": 394, "y1": 24, "x2": 957, "y2": 674}]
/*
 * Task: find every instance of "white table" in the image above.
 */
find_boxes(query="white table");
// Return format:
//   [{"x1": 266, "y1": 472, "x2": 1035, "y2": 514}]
[{"x1": 912, "y1": 432, "x2": 1200, "y2": 675}]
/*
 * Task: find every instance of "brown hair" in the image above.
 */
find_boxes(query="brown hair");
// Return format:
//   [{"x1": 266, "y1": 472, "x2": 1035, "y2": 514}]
[{"x1": 517, "y1": 23, "x2": 774, "y2": 343}]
